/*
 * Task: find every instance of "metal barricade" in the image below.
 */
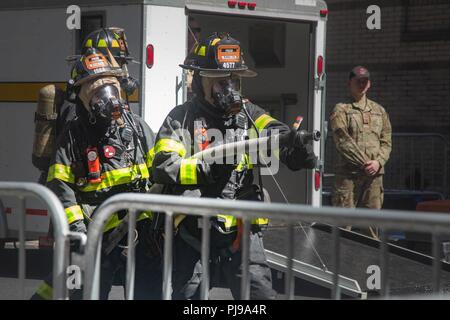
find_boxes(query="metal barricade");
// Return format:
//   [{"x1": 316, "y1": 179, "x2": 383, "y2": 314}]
[
  {"x1": 324, "y1": 133, "x2": 449, "y2": 195},
  {"x1": 0, "y1": 182, "x2": 83, "y2": 300},
  {"x1": 83, "y1": 192, "x2": 450, "y2": 300}
]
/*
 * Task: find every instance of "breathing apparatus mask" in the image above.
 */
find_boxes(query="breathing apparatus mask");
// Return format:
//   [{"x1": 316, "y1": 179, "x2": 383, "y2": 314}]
[
  {"x1": 90, "y1": 85, "x2": 123, "y2": 122},
  {"x1": 79, "y1": 77, "x2": 127, "y2": 127},
  {"x1": 212, "y1": 77, "x2": 242, "y2": 115},
  {"x1": 200, "y1": 74, "x2": 243, "y2": 117}
]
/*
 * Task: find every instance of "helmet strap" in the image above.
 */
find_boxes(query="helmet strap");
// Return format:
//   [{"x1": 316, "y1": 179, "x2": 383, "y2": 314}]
[{"x1": 106, "y1": 48, "x2": 121, "y2": 68}]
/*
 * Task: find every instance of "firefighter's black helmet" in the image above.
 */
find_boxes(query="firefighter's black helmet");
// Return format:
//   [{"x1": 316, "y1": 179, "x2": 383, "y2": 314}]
[
  {"x1": 180, "y1": 33, "x2": 257, "y2": 78},
  {"x1": 70, "y1": 48, "x2": 124, "y2": 86},
  {"x1": 67, "y1": 27, "x2": 137, "y2": 65}
]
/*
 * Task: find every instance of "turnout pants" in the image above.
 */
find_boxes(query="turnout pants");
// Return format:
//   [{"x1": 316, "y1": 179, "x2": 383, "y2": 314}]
[
  {"x1": 31, "y1": 221, "x2": 163, "y2": 300},
  {"x1": 172, "y1": 228, "x2": 276, "y2": 300}
]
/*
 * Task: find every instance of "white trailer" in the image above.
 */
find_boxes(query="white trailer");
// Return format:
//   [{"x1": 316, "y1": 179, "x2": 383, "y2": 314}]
[{"x1": 0, "y1": 0, "x2": 327, "y2": 241}]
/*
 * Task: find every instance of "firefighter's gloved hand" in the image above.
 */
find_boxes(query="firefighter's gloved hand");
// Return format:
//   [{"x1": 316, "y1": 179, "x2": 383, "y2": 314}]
[
  {"x1": 280, "y1": 129, "x2": 318, "y2": 149},
  {"x1": 221, "y1": 181, "x2": 239, "y2": 200},
  {"x1": 302, "y1": 143, "x2": 318, "y2": 169},
  {"x1": 69, "y1": 219, "x2": 87, "y2": 234},
  {"x1": 220, "y1": 170, "x2": 242, "y2": 200},
  {"x1": 279, "y1": 129, "x2": 303, "y2": 149}
]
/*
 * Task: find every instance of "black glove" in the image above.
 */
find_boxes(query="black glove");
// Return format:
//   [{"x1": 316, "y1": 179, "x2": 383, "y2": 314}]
[
  {"x1": 301, "y1": 143, "x2": 318, "y2": 169},
  {"x1": 280, "y1": 129, "x2": 320, "y2": 149},
  {"x1": 220, "y1": 169, "x2": 246, "y2": 200},
  {"x1": 69, "y1": 219, "x2": 87, "y2": 234},
  {"x1": 279, "y1": 129, "x2": 301, "y2": 149}
]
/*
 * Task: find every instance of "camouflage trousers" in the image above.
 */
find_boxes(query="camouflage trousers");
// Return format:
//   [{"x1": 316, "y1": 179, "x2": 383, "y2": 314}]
[
  {"x1": 332, "y1": 174, "x2": 384, "y2": 238},
  {"x1": 332, "y1": 174, "x2": 384, "y2": 209}
]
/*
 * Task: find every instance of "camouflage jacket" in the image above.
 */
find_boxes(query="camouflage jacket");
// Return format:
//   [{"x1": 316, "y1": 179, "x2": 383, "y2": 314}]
[{"x1": 329, "y1": 97, "x2": 392, "y2": 175}]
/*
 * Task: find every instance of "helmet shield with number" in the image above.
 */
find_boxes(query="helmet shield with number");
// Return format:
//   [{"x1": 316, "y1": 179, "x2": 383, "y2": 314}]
[{"x1": 179, "y1": 33, "x2": 257, "y2": 78}]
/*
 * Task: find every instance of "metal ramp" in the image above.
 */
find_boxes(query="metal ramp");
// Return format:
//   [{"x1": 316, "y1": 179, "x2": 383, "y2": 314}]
[
  {"x1": 265, "y1": 249, "x2": 366, "y2": 299},
  {"x1": 263, "y1": 223, "x2": 450, "y2": 299}
]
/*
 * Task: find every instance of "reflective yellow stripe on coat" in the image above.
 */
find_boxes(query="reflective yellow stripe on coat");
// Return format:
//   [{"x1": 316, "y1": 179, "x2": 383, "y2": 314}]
[
  {"x1": 154, "y1": 138, "x2": 186, "y2": 157},
  {"x1": 216, "y1": 215, "x2": 268, "y2": 232},
  {"x1": 36, "y1": 281, "x2": 53, "y2": 300},
  {"x1": 254, "y1": 114, "x2": 276, "y2": 131},
  {"x1": 79, "y1": 164, "x2": 149, "y2": 192},
  {"x1": 217, "y1": 153, "x2": 267, "y2": 230},
  {"x1": 47, "y1": 164, "x2": 75, "y2": 184},
  {"x1": 65, "y1": 205, "x2": 84, "y2": 224},
  {"x1": 180, "y1": 158, "x2": 198, "y2": 185},
  {"x1": 146, "y1": 147, "x2": 156, "y2": 169},
  {"x1": 103, "y1": 211, "x2": 153, "y2": 233}
]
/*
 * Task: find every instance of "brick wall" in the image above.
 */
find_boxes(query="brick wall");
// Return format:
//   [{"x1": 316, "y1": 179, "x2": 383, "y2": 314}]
[
  {"x1": 324, "y1": 0, "x2": 450, "y2": 194},
  {"x1": 325, "y1": 0, "x2": 450, "y2": 132}
]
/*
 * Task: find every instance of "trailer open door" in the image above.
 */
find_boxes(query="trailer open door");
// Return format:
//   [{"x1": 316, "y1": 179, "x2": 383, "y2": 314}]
[
  {"x1": 141, "y1": 4, "x2": 187, "y2": 132},
  {"x1": 310, "y1": 8, "x2": 327, "y2": 208},
  {"x1": 185, "y1": 0, "x2": 327, "y2": 206}
]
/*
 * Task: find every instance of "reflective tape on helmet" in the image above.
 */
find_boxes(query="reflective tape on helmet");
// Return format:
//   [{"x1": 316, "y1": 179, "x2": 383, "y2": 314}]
[
  {"x1": 65, "y1": 205, "x2": 84, "y2": 225},
  {"x1": 154, "y1": 139, "x2": 186, "y2": 157},
  {"x1": 111, "y1": 39, "x2": 120, "y2": 48},
  {"x1": 47, "y1": 164, "x2": 75, "y2": 184},
  {"x1": 97, "y1": 39, "x2": 108, "y2": 48},
  {"x1": 85, "y1": 39, "x2": 93, "y2": 48},
  {"x1": 180, "y1": 158, "x2": 198, "y2": 185},
  {"x1": 197, "y1": 46, "x2": 206, "y2": 57},
  {"x1": 255, "y1": 114, "x2": 276, "y2": 131},
  {"x1": 211, "y1": 38, "x2": 221, "y2": 46},
  {"x1": 36, "y1": 281, "x2": 53, "y2": 300},
  {"x1": 80, "y1": 163, "x2": 149, "y2": 193}
]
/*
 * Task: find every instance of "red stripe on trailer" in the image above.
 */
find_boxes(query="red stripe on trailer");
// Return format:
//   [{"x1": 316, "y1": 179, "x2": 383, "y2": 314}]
[
  {"x1": 26, "y1": 209, "x2": 48, "y2": 216},
  {"x1": 5, "y1": 207, "x2": 48, "y2": 216}
]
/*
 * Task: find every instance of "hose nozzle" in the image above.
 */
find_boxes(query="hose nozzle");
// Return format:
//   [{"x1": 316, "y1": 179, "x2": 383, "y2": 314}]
[{"x1": 298, "y1": 130, "x2": 321, "y2": 144}]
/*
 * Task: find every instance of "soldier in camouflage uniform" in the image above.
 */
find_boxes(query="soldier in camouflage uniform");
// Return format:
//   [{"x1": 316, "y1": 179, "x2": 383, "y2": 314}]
[{"x1": 329, "y1": 66, "x2": 392, "y2": 237}]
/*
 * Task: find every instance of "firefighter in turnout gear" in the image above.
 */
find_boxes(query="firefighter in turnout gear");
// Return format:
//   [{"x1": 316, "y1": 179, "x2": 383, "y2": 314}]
[
  {"x1": 33, "y1": 27, "x2": 139, "y2": 185},
  {"x1": 32, "y1": 49, "x2": 162, "y2": 300},
  {"x1": 152, "y1": 33, "x2": 318, "y2": 299}
]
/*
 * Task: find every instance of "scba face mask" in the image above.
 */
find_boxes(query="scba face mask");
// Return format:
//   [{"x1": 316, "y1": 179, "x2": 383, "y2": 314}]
[
  {"x1": 90, "y1": 84, "x2": 124, "y2": 123},
  {"x1": 211, "y1": 78, "x2": 242, "y2": 115}
]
